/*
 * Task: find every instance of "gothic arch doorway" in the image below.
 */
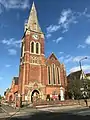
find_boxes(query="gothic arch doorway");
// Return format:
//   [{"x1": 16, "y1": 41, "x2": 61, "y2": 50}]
[{"x1": 31, "y1": 90, "x2": 39, "y2": 102}]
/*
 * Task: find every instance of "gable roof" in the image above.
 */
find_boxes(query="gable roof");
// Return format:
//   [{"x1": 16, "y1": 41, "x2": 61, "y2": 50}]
[
  {"x1": 47, "y1": 53, "x2": 58, "y2": 60},
  {"x1": 67, "y1": 70, "x2": 82, "y2": 81}
]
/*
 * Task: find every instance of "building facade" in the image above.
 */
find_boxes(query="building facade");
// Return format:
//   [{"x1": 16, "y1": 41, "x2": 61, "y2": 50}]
[
  {"x1": 6, "y1": 2, "x2": 67, "y2": 106},
  {"x1": 5, "y1": 77, "x2": 18, "y2": 102}
]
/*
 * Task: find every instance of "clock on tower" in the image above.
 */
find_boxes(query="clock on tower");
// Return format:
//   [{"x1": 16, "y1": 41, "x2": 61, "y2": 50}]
[{"x1": 32, "y1": 34, "x2": 39, "y2": 40}]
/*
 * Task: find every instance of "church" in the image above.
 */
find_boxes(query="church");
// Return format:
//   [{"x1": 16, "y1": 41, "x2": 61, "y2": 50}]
[{"x1": 5, "y1": 2, "x2": 67, "y2": 107}]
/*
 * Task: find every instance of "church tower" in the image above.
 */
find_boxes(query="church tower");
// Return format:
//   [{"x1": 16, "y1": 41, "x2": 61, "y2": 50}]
[{"x1": 18, "y1": 2, "x2": 47, "y2": 105}]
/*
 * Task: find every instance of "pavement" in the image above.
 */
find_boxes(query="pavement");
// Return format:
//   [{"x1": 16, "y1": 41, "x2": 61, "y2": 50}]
[{"x1": 0, "y1": 104, "x2": 90, "y2": 119}]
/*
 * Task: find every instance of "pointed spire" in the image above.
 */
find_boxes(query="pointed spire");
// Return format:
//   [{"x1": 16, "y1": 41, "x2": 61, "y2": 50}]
[
  {"x1": 32, "y1": 1, "x2": 36, "y2": 10},
  {"x1": 27, "y1": 1, "x2": 42, "y2": 33}
]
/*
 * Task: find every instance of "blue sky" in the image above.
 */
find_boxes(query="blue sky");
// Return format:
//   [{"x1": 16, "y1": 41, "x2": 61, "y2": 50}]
[{"x1": 0, "y1": 0, "x2": 90, "y2": 95}]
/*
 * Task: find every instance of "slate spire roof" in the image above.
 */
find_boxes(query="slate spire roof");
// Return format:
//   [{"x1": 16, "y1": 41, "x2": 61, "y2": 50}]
[{"x1": 27, "y1": 1, "x2": 42, "y2": 33}]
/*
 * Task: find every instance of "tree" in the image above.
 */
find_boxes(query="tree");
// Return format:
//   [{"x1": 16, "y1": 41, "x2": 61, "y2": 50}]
[
  {"x1": 0, "y1": 95, "x2": 2, "y2": 99},
  {"x1": 85, "y1": 79, "x2": 90, "y2": 98},
  {"x1": 67, "y1": 78, "x2": 83, "y2": 99}
]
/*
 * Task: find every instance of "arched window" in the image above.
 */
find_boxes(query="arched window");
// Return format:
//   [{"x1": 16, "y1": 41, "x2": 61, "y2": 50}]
[
  {"x1": 31, "y1": 42, "x2": 34, "y2": 53},
  {"x1": 36, "y1": 43, "x2": 39, "y2": 54},
  {"x1": 57, "y1": 67, "x2": 60, "y2": 84},
  {"x1": 48, "y1": 66, "x2": 51, "y2": 84},
  {"x1": 52, "y1": 64, "x2": 55, "y2": 84}
]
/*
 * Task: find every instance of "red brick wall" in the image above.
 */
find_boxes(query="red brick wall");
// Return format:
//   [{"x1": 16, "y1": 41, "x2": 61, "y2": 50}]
[
  {"x1": 29, "y1": 64, "x2": 41, "y2": 83},
  {"x1": 46, "y1": 86, "x2": 60, "y2": 95},
  {"x1": 17, "y1": 31, "x2": 67, "y2": 103}
]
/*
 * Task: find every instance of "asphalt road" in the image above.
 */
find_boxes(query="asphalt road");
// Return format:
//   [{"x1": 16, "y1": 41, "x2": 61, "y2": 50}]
[
  {"x1": 0, "y1": 105, "x2": 90, "y2": 120},
  {"x1": 0, "y1": 107, "x2": 89, "y2": 120},
  {"x1": 5, "y1": 108, "x2": 90, "y2": 120}
]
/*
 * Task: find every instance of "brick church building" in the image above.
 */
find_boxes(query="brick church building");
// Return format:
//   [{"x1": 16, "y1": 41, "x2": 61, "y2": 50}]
[{"x1": 5, "y1": 2, "x2": 67, "y2": 106}]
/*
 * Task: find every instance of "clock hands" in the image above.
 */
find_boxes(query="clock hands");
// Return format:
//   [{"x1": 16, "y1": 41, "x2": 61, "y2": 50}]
[{"x1": 22, "y1": 28, "x2": 39, "y2": 40}]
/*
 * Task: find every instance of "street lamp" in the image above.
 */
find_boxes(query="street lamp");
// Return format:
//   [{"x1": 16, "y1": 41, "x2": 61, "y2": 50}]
[
  {"x1": 79, "y1": 56, "x2": 87, "y2": 88},
  {"x1": 79, "y1": 57, "x2": 88, "y2": 106},
  {"x1": 79, "y1": 57, "x2": 87, "y2": 71}
]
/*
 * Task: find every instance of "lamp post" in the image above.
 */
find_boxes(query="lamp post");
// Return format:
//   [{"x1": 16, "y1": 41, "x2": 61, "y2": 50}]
[
  {"x1": 79, "y1": 57, "x2": 87, "y2": 71},
  {"x1": 79, "y1": 57, "x2": 88, "y2": 106},
  {"x1": 79, "y1": 57, "x2": 87, "y2": 89}
]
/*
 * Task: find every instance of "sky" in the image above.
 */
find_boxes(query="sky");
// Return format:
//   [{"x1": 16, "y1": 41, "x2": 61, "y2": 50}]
[{"x1": 0, "y1": 0, "x2": 90, "y2": 95}]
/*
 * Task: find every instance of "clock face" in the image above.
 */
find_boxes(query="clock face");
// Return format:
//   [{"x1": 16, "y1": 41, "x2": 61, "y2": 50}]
[{"x1": 32, "y1": 34, "x2": 39, "y2": 40}]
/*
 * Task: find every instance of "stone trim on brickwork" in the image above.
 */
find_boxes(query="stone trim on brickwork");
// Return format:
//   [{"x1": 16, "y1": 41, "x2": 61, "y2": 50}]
[
  {"x1": 25, "y1": 81, "x2": 46, "y2": 102},
  {"x1": 30, "y1": 41, "x2": 40, "y2": 55},
  {"x1": 47, "y1": 66, "x2": 53, "y2": 85},
  {"x1": 22, "y1": 62, "x2": 25, "y2": 98},
  {"x1": 36, "y1": 42, "x2": 40, "y2": 54}
]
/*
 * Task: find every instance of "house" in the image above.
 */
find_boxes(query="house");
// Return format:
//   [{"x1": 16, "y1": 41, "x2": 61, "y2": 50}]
[{"x1": 86, "y1": 73, "x2": 90, "y2": 80}]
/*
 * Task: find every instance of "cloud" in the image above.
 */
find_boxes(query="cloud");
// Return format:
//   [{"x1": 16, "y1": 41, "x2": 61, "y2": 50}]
[
  {"x1": 73, "y1": 56, "x2": 83, "y2": 62},
  {"x1": 82, "y1": 8, "x2": 90, "y2": 18},
  {"x1": 65, "y1": 55, "x2": 71, "y2": 58},
  {"x1": 53, "y1": 37, "x2": 63, "y2": 43},
  {"x1": 77, "y1": 44, "x2": 86, "y2": 48},
  {"x1": 59, "y1": 56, "x2": 64, "y2": 61},
  {"x1": 46, "y1": 34, "x2": 52, "y2": 39},
  {"x1": 73, "y1": 56, "x2": 89, "y2": 63},
  {"x1": 59, "y1": 9, "x2": 72, "y2": 24},
  {"x1": 64, "y1": 56, "x2": 73, "y2": 63},
  {"x1": 85, "y1": 35, "x2": 90, "y2": 45},
  {"x1": 46, "y1": 8, "x2": 90, "y2": 36},
  {"x1": 0, "y1": 0, "x2": 30, "y2": 10},
  {"x1": 46, "y1": 8, "x2": 78, "y2": 36},
  {"x1": 83, "y1": 8, "x2": 88, "y2": 15},
  {"x1": 5, "y1": 64, "x2": 11, "y2": 68},
  {"x1": 58, "y1": 54, "x2": 73, "y2": 63},
  {"x1": 59, "y1": 52, "x2": 64, "y2": 54},
  {"x1": 46, "y1": 25, "x2": 60, "y2": 33},
  {"x1": 59, "y1": 55, "x2": 89, "y2": 64},
  {"x1": 58, "y1": 9, "x2": 78, "y2": 33},
  {"x1": 70, "y1": 65, "x2": 90, "y2": 73},
  {"x1": 8, "y1": 49, "x2": 17, "y2": 55},
  {"x1": 1, "y1": 38, "x2": 21, "y2": 47}
]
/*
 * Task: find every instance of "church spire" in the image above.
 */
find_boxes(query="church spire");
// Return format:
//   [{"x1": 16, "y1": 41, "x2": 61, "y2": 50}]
[{"x1": 27, "y1": 1, "x2": 42, "y2": 33}]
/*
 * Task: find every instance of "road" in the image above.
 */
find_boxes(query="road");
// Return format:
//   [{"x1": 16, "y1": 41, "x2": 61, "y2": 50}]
[
  {"x1": 0, "y1": 105, "x2": 90, "y2": 120},
  {"x1": 7, "y1": 107, "x2": 90, "y2": 120}
]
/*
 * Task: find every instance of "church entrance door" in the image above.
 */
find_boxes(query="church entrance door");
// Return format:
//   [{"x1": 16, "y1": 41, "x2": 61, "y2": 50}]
[{"x1": 31, "y1": 90, "x2": 39, "y2": 102}]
